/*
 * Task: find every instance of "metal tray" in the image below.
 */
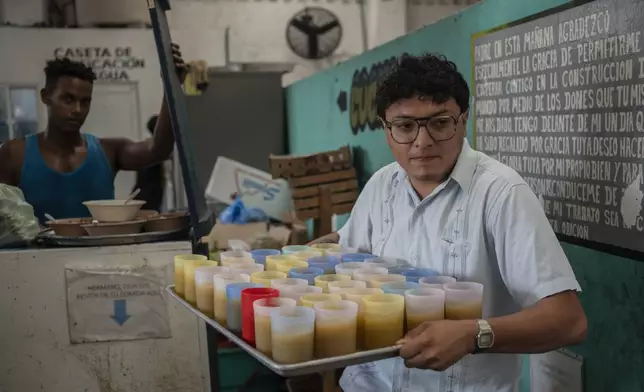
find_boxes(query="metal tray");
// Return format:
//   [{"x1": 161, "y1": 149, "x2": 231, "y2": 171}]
[
  {"x1": 166, "y1": 286, "x2": 400, "y2": 377},
  {"x1": 37, "y1": 228, "x2": 188, "y2": 247}
]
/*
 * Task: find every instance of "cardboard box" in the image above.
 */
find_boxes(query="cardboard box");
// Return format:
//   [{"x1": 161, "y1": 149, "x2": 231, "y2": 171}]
[
  {"x1": 205, "y1": 156, "x2": 294, "y2": 222},
  {"x1": 202, "y1": 220, "x2": 308, "y2": 251}
]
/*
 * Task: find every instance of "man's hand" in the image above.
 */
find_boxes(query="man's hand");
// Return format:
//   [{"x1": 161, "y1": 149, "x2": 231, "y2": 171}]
[
  {"x1": 171, "y1": 43, "x2": 188, "y2": 83},
  {"x1": 398, "y1": 320, "x2": 478, "y2": 371}
]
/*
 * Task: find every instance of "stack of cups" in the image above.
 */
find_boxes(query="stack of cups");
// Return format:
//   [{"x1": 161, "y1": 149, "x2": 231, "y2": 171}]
[
  {"x1": 253, "y1": 297, "x2": 297, "y2": 356},
  {"x1": 270, "y1": 306, "x2": 316, "y2": 364},
  {"x1": 194, "y1": 265, "x2": 230, "y2": 318},
  {"x1": 313, "y1": 300, "x2": 359, "y2": 358},
  {"x1": 213, "y1": 272, "x2": 251, "y2": 325}
]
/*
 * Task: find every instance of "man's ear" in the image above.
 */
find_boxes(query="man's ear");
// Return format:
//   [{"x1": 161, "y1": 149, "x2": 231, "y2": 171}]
[{"x1": 40, "y1": 88, "x2": 51, "y2": 105}]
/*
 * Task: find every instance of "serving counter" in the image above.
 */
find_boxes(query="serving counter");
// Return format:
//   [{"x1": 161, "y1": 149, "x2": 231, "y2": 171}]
[{"x1": 0, "y1": 241, "x2": 210, "y2": 392}]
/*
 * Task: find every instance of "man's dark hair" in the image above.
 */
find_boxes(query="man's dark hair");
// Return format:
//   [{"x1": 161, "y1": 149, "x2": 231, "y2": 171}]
[
  {"x1": 375, "y1": 53, "x2": 470, "y2": 119},
  {"x1": 44, "y1": 58, "x2": 96, "y2": 90},
  {"x1": 146, "y1": 115, "x2": 159, "y2": 135}
]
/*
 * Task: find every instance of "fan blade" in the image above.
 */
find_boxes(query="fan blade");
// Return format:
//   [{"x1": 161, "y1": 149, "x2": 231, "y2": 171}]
[
  {"x1": 308, "y1": 34, "x2": 319, "y2": 59},
  {"x1": 316, "y1": 20, "x2": 339, "y2": 35},
  {"x1": 291, "y1": 18, "x2": 314, "y2": 35}
]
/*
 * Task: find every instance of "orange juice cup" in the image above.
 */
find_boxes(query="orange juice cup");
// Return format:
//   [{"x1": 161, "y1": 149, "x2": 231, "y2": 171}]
[
  {"x1": 174, "y1": 254, "x2": 208, "y2": 298},
  {"x1": 405, "y1": 288, "x2": 445, "y2": 331},
  {"x1": 213, "y1": 272, "x2": 251, "y2": 325},
  {"x1": 369, "y1": 274, "x2": 406, "y2": 289},
  {"x1": 184, "y1": 257, "x2": 217, "y2": 305},
  {"x1": 300, "y1": 293, "x2": 342, "y2": 308},
  {"x1": 280, "y1": 285, "x2": 323, "y2": 304},
  {"x1": 353, "y1": 266, "x2": 388, "y2": 282},
  {"x1": 270, "y1": 306, "x2": 316, "y2": 364},
  {"x1": 275, "y1": 259, "x2": 309, "y2": 274},
  {"x1": 327, "y1": 279, "x2": 367, "y2": 294},
  {"x1": 362, "y1": 294, "x2": 405, "y2": 350},
  {"x1": 253, "y1": 297, "x2": 297, "y2": 356},
  {"x1": 250, "y1": 270, "x2": 287, "y2": 287},
  {"x1": 342, "y1": 288, "x2": 384, "y2": 350},
  {"x1": 313, "y1": 300, "x2": 358, "y2": 358},
  {"x1": 418, "y1": 275, "x2": 457, "y2": 289},
  {"x1": 194, "y1": 265, "x2": 230, "y2": 318},
  {"x1": 444, "y1": 282, "x2": 484, "y2": 320},
  {"x1": 315, "y1": 274, "x2": 352, "y2": 293},
  {"x1": 266, "y1": 254, "x2": 296, "y2": 272}
]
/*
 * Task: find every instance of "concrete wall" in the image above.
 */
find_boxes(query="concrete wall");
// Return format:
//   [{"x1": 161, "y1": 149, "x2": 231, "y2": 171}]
[{"x1": 284, "y1": 0, "x2": 644, "y2": 390}]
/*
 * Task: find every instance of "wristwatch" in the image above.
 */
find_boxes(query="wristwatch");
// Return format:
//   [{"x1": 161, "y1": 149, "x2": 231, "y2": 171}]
[{"x1": 474, "y1": 319, "x2": 495, "y2": 353}]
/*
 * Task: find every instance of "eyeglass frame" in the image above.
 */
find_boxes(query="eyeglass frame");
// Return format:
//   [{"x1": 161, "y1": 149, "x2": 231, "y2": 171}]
[{"x1": 381, "y1": 112, "x2": 465, "y2": 144}]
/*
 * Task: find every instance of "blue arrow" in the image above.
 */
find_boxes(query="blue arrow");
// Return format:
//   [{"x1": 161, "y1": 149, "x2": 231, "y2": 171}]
[{"x1": 111, "y1": 299, "x2": 131, "y2": 326}]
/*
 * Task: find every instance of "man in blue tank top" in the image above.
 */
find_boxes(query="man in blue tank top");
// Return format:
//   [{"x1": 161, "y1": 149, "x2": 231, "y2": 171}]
[{"x1": 0, "y1": 44, "x2": 187, "y2": 223}]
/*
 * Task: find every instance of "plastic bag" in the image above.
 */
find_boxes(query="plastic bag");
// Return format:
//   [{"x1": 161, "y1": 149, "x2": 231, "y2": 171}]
[
  {"x1": 0, "y1": 185, "x2": 40, "y2": 247},
  {"x1": 218, "y1": 197, "x2": 267, "y2": 224}
]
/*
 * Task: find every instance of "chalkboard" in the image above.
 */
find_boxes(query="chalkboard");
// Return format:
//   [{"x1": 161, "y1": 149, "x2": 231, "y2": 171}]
[{"x1": 471, "y1": 0, "x2": 644, "y2": 258}]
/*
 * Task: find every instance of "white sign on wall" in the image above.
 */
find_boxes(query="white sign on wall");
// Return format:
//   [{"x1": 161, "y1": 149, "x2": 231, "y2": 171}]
[
  {"x1": 65, "y1": 264, "x2": 171, "y2": 344},
  {"x1": 53, "y1": 47, "x2": 146, "y2": 81}
]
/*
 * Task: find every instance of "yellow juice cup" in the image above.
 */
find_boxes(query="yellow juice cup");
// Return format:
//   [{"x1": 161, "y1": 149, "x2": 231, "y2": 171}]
[
  {"x1": 251, "y1": 270, "x2": 287, "y2": 287},
  {"x1": 362, "y1": 294, "x2": 405, "y2": 350},
  {"x1": 275, "y1": 259, "x2": 309, "y2": 274},
  {"x1": 300, "y1": 293, "x2": 341, "y2": 308},
  {"x1": 314, "y1": 274, "x2": 351, "y2": 293},
  {"x1": 266, "y1": 255, "x2": 296, "y2": 272},
  {"x1": 174, "y1": 254, "x2": 208, "y2": 298},
  {"x1": 184, "y1": 257, "x2": 216, "y2": 305}
]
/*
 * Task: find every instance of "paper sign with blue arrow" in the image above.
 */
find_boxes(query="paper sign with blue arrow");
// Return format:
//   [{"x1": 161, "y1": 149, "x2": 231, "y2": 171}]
[{"x1": 111, "y1": 299, "x2": 131, "y2": 326}]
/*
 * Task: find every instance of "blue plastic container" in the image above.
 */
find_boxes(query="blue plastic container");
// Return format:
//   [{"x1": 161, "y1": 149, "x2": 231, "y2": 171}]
[
  {"x1": 401, "y1": 268, "x2": 439, "y2": 283},
  {"x1": 387, "y1": 266, "x2": 415, "y2": 275},
  {"x1": 381, "y1": 281, "x2": 419, "y2": 296},
  {"x1": 340, "y1": 253, "x2": 374, "y2": 263},
  {"x1": 288, "y1": 267, "x2": 324, "y2": 285},
  {"x1": 226, "y1": 282, "x2": 263, "y2": 332},
  {"x1": 250, "y1": 249, "x2": 281, "y2": 266},
  {"x1": 306, "y1": 255, "x2": 340, "y2": 274}
]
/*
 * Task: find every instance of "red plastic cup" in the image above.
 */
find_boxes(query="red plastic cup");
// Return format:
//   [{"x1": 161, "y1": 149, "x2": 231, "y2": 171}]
[{"x1": 241, "y1": 287, "x2": 279, "y2": 345}]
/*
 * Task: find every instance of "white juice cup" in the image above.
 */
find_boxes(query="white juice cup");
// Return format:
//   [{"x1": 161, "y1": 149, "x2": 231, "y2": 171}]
[
  {"x1": 228, "y1": 263, "x2": 265, "y2": 275},
  {"x1": 280, "y1": 285, "x2": 323, "y2": 304},
  {"x1": 313, "y1": 300, "x2": 359, "y2": 358},
  {"x1": 213, "y1": 272, "x2": 251, "y2": 325},
  {"x1": 270, "y1": 306, "x2": 316, "y2": 364},
  {"x1": 418, "y1": 275, "x2": 457, "y2": 289},
  {"x1": 253, "y1": 297, "x2": 297, "y2": 356},
  {"x1": 271, "y1": 278, "x2": 309, "y2": 291},
  {"x1": 194, "y1": 265, "x2": 230, "y2": 318},
  {"x1": 353, "y1": 266, "x2": 388, "y2": 282},
  {"x1": 443, "y1": 282, "x2": 484, "y2": 320},
  {"x1": 327, "y1": 280, "x2": 367, "y2": 294},
  {"x1": 405, "y1": 288, "x2": 446, "y2": 330}
]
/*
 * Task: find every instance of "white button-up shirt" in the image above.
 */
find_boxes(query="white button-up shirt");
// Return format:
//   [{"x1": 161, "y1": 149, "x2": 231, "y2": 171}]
[{"x1": 337, "y1": 140, "x2": 581, "y2": 392}]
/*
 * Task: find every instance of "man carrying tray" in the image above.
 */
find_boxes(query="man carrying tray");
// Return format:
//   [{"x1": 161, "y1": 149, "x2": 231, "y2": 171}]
[{"x1": 311, "y1": 53, "x2": 587, "y2": 391}]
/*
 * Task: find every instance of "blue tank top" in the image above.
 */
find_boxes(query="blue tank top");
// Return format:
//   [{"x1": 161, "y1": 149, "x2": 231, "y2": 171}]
[{"x1": 19, "y1": 133, "x2": 115, "y2": 223}]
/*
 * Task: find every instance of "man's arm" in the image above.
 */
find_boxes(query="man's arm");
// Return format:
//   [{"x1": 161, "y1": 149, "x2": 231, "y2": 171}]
[
  {"x1": 108, "y1": 43, "x2": 187, "y2": 172},
  {"x1": 0, "y1": 142, "x2": 18, "y2": 186}
]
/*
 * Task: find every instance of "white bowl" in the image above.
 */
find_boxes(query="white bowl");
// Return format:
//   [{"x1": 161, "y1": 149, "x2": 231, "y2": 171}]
[{"x1": 83, "y1": 200, "x2": 146, "y2": 222}]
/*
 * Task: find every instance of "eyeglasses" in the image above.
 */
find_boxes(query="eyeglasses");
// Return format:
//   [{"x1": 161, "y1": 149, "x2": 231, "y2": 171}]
[{"x1": 383, "y1": 113, "x2": 463, "y2": 144}]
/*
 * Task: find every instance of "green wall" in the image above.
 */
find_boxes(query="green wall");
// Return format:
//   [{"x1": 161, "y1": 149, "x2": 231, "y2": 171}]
[{"x1": 285, "y1": 0, "x2": 644, "y2": 391}]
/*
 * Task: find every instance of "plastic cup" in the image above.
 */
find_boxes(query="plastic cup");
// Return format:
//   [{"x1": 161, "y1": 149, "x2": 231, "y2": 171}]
[
  {"x1": 213, "y1": 272, "x2": 251, "y2": 325},
  {"x1": 314, "y1": 274, "x2": 352, "y2": 293},
  {"x1": 326, "y1": 247, "x2": 358, "y2": 258},
  {"x1": 335, "y1": 261, "x2": 379, "y2": 277},
  {"x1": 369, "y1": 274, "x2": 407, "y2": 288},
  {"x1": 174, "y1": 254, "x2": 207, "y2": 298},
  {"x1": 184, "y1": 258, "x2": 217, "y2": 305},
  {"x1": 405, "y1": 288, "x2": 446, "y2": 330},
  {"x1": 291, "y1": 250, "x2": 324, "y2": 262},
  {"x1": 388, "y1": 266, "x2": 415, "y2": 275},
  {"x1": 366, "y1": 256, "x2": 407, "y2": 268},
  {"x1": 419, "y1": 276, "x2": 457, "y2": 289},
  {"x1": 280, "y1": 285, "x2": 324, "y2": 304},
  {"x1": 310, "y1": 243, "x2": 342, "y2": 255},
  {"x1": 270, "y1": 306, "x2": 316, "y2": 364},
  {"x1": 282, "y1": 245, "x2": 312, "y2": 255},
  {"x1": 307, "y1": 256, "x2": 340, "y2": 274},
  {"x1": 340, "y1": 253, "x2": 374, "y2": 263},
  {"x1": 275, "y1": 259, "x2": 309, "y2": 274},
  {"x1": 353, "y1": 266, "x2": 389, "y2": 282},
  {"x1": 226, "y1": 282, "x2": 263, "y2": 332},
  {"x1": 250, "y1": 271, "x2": 287, "y2": 287},
  {"x1": 228, "y1": 263, "x2": 265, "y2": 275},
  {"x1": 253, "y1": 297, "x2": 297, "y2": 356},
  {"x1": 271, "y1": 278, "x2": 309, "y2": 291},
  {"x1": 250, "y1": 249, "x2": 281, "y2": 266},
  {"x1": 381, "y1": 281, "x2": 419, "y2": 296},
  {"x1": 300, "y1": 293, "x2": 342, "y2": 308},
  {"x1": 341, "y1": 287, "x2": 383, "y2": 349},
  {"x1": 313, "y1": 300, "x2": 358, "y2": 358},
  {"x1": 220, "y1": 256, "x2": 256, "y2": 268},
  {"x1": 194, "y1": 265, "x2": 230, "y2": 318},
  {"x1": 444, "y1": 282, "x2": 484, "y2": 320},
  {"x1": 220, "y1": 250, "x2": 252, "y2": 261},
  {"x1": 401, "y1": 268, "x2": 439, "y2": 283},
  {"x1": 241, "y1": 287, "x2": 280, "y2": 344},
  {"x1": 327, "y1": 279, "x2": 367, "y2": 294},
  {"x1": 266, "y1": 254, "x2": 296, "y2": 272},
  {"x1": 288, "y1": 267, "x2": 324, "y2": 285},
  {"x1": 362, "y1": 294, "x2": 405, "y2": 349}
]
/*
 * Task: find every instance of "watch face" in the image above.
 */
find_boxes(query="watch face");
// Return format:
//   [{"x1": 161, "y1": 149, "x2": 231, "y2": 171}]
[{"x1": 479, "y1": 333, "x2": 494, "y2": 348}]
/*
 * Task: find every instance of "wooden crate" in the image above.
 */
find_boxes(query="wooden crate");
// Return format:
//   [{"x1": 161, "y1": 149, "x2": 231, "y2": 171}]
[{"x1": 269, "y1": 146, "x2": 352, "y2": 179}]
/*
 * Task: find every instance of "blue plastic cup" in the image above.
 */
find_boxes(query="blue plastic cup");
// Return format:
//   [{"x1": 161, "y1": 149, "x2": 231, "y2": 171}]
[
  {"x1": 289, "y1": 267, "x2": 325, "y2": 285},
  {"x1": 402, "y1": 268, "x2": 439, "y2": 283},
  {"x1": 250, "y1": 249, "x2": 281, "y2": 266},
  {"x1": 381, "y1": 281, "x2": 420, "y2": 296},
  {"x1": 340, "y1": 253, "x2": 374, "y2": 263},
  {"x1": 307, "y1": 255, "x2": 340, "y2": 274},
  {"x1": 226, "y1": 282, "x2": 263, "y2": 332},
  {"x1": 387, "y1": 266, "x2": 415, "y2": 275}
]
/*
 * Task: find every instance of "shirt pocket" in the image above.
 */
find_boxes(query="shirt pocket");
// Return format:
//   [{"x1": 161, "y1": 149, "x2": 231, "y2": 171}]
[{"x1": 440, "y1": 207, "x2": 472, "y2": 278}]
